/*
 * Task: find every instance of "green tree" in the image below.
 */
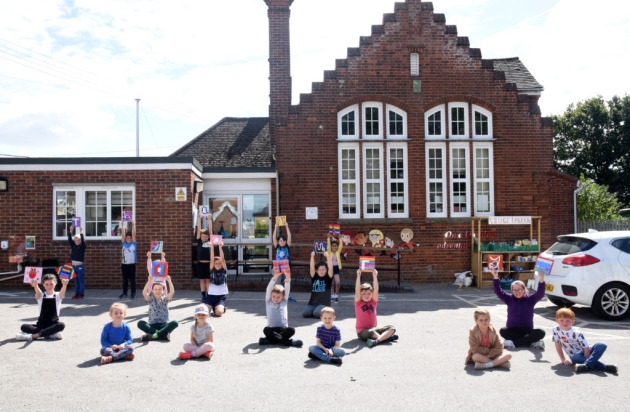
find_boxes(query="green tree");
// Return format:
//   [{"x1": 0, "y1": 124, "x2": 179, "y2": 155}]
[
  {"x1": 553, "y1": 95, "x2": 630, "y2": 206},
  {"x1": 577, "y1": 175, "x2": 623, "y2": 221}
]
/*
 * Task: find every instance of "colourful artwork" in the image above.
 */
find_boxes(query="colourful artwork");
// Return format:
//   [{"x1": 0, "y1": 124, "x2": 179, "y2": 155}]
[
  {"x1": 56, "y1": 264, "x2": 76, "y2": 280},
  {"x1": 487, "y1": 254, "x2": 504, "y2": 272},
  {"x1": 368, "y1": 229, "x2": 384, "y2": 247},
  {"x1": 340, "y1": 229, "x2": 355, "y2": 256},
  {"x1": 273, "y1": 260, "x2": 291, "y2": 276},
  {"x1": 313, "y1": 241, "x2": 326, "y2": 254},
  {"x1": 23, "y1": 267, "x2": 42, "y2": 283},
  {"x1": 359, "y1": 256, "x2": 376, "y2": 271},
  {"x1": 210, "y1": 235, "x2": 222, "y2": 245},
  {"x1": 276, "y1": 216, "x2": 287, "y2": 226},
  {"x1": 122, "y1": 211, "x2": 133, "y2": 222},
  {"x1": 534, "y1": 256, "x2": 554, "y2": 277},
  {"x1": 152, "y1": 261, "x2": 168, "y2": 278},
  {"x1": 72, "y1": 216, "x2": 81, "y2": 227},
  {"x1": 399, "y1": 228, "x2": 416, "y2": 250},
  {"x1": 328, "y1": 224, "x2": 340, "y2": 237},
  {"x1": 199, "y1": 205, "x2": 211, "y2": 217},
  {"x1": 25, "y1": 236, "x2": 36, "y2": 250},
  {"x1": 150, "y1": 241, "x2": 163, "y2": 253}
]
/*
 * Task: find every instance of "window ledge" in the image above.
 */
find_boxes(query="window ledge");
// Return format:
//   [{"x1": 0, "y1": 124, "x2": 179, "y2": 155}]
[
  {"x1": 338, "y1": 218, "x2": 413, "y2": 225},
  {"x1": 423, "y1": 217, "x2": 473, "y2": 224}
]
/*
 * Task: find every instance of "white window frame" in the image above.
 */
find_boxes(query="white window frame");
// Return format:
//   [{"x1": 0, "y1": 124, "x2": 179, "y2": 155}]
[
  {"x1": 362, "y1": 142, "x2": 384, "y2": 218},
  {"x1": 362, "y1": 102, "x2": 383, "y2": 140},
  {"x1": 337, "y1": 104, "x2": 359, "y2": 140},
  {"x1": 386, "y1": 104, "x2": 407, "y2": 139},
  {"x1": 472, "y1": 105, "x2": 493, "y2": 139},
  {"x1": 425, "y1": 142, "x2": 447, "y2": 218},
  {"x1": 52, "y1": 184, "x2": 135, "y2": 240},
  {"x1": 424, "y1": 104, "x2": 445, "y2": 139},
  {"x1": 387, "y1": 142, "x2": 409, "y2": 218},
  {"x1": 338, "y1": 143, "x2": 361, "y2": 218},
  {"x1": 448, "y1": 102, "x2": 469, "y2": 139},
  {"x1": 473, "y1": 142, "x2": 495, "y2": 216},
  {"x1": 410, "y1": 53, "x2": 420, "y2": 76},
  {"x1": 449, "y1": 142, "x2": 471, "y2": 217}
]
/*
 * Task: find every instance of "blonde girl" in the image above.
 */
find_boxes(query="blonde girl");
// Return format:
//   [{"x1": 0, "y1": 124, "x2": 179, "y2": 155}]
[
  {"x1": 465, "y1": 308, "x2": 512, "y2": 370},
  {"x1": 179, "y1": 304, "x2": 214, "y2": 360}
]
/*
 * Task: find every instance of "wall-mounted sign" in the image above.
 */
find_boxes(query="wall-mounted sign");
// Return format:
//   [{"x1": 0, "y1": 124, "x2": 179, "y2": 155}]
[
  {"x1": 488, "y1": 216, "x2": 531, "y2": 225},
  {"x1": 175, "y1": 187, "x2": 187, "y2": 201}
]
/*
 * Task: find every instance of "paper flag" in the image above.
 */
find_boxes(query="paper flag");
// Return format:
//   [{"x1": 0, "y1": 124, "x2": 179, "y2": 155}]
[
  {"x1": 23, "y1": 267, "x2": 42, "y2": 283},
  {"x1": 359, "y1": 256, "x2": 376, "y2": 271},
  {"x1": 152, "y1": 261, "x2": 168, "y2": 278},
  {"x1": 56, "y1": 264, "x2": 76, "y2": 280},
  {"x1": 150, "y1": 241, "x2": 163, "y2": 253}
]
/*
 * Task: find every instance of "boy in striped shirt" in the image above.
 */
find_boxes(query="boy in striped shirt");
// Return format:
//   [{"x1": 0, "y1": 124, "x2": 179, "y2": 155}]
[{"x1": 308, "y1": 306, "x2": 344, "y2": 365}]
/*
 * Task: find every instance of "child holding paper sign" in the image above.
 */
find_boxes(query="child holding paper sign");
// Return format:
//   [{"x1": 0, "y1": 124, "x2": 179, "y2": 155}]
[
  {"x1": 272, "y1": 217, "x2": 292, "y2": 289},
  {"x1": 120, "y1": 220, "x2": 137, "y2": 299},
  {"x1": 68, "y1": 224, "x2": 86, "y2": 299},
  {"x1": 138, "y1": 265, "x2": 178, "y2": 341},
  {"x1": 16, "y1": 274, "x2": 69, "y2": 341},
  {"x1": 303, "y1": 251, "x2": 333, "y2": 318},
  {"x1": 204, "y1": 240, "x2": 228, "y2": 317},
  {"x1": 196, "y1": 213, "x2": 212, "y2": 300}
]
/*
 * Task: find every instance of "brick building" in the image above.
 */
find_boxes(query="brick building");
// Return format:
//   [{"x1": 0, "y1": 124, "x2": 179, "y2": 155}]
[{"x1": 0, "y1": 0, "x2": 577, "y2": 288}]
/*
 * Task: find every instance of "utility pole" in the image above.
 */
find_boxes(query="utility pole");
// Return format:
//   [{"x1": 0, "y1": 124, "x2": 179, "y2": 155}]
[{"x1": 135, "y1": 98, "x2": 141, "y2": 157}]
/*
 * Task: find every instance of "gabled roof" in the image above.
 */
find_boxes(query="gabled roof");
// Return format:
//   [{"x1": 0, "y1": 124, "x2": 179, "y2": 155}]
[
  {"x1": 171, "y1": 117, "x2": 273, "y2": 168},
  {"x1": 484, "y1": 57, "x2": 544, "y2": 94}
]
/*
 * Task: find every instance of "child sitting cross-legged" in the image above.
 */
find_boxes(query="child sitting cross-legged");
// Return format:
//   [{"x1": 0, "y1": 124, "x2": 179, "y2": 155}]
[
  {"x1": 553, "y1": 308, "x2": 618, "y2": 374},
  {"x1": 259, "y1": 269, "x2": 302, "y2": 347},
  {"x1": 179, "y1": 304, "x2": 214, "y2": 360},
  {"x1": 100, "y1": 302, "x2": 134, "y2": 364},
  {"x1": 465, "y1": 308, "x2": 512, "y2": 370},
  {"x1": 354, "y1": 269, "x2": 398, "y2": 347},
  {"x1": 16, "y1": 274, "x2": 69, "y2": 341},
  {"x1": 308, "y1": 306, "x2": 344, "y2": 365}
]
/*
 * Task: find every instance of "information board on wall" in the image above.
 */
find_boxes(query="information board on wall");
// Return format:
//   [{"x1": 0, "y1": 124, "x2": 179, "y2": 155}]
[{"x1": 488, "y1": 216, "x2": 532, "y2": 225}]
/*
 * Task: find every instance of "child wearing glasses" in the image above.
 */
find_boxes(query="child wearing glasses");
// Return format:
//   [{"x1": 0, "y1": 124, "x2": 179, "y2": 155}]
[{"x1": 492, "y1": 268, "x2": 546, "y2": 349}]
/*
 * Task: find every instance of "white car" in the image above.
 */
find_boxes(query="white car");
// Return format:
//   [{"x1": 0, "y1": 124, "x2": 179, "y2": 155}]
[{"x1": 537, "y1": 231, "x2": 630, "y2": 320}]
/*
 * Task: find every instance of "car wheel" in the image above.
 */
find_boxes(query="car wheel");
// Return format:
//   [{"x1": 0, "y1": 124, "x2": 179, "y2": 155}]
[
  {"x1": 548, "y1": 297, "x2": 575, "y2": 308},
  {"x1": 592, "y1": 283, "x2": 630, "y2": 321}
]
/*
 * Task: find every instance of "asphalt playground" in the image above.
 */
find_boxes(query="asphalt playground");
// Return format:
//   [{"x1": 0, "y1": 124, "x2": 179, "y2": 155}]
[{"x1": 1, "y1": 282, "x2": 628, "y2": 412}]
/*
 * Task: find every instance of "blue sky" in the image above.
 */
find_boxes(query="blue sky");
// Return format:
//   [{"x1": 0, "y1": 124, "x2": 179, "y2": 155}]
[{"x1": 0, "y1": 0, "x2": 628, "y2": 158}]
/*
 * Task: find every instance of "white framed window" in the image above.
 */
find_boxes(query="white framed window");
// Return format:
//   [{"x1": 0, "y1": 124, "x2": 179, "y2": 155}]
[
  {"x1": 363, "y1": 143, "x2": 384, "y2": 217},
  {"x1": 448, "y1": 102, "x2": 469, "y2": 139},
  {"x1": 472, "y1": 105, "x2": 493, "y2": 139},
  {"x1": 473, "y1": 142, "x2": 494, "y2": 215},
  {"x1": 450, "y1": 143, "x2": 470, "y2": 217},
  {"x1": 386, "y1": 104, "x2": 407, "y2": 139},
  {"x1": 426, "y1": 142, "x2": 447, "y2": 218},
  {"x1": 410, "y1": 53, "x2": 420, "y2": 76},
  {"x1": 53, "y1": 185, "x2": 135, "y2": 240},
  {"x1": 424, "y1": 104, "x2": 445, "y2": 139},
  {"x1": 362, "y1": 102, "x2": 383, "y2": 139},
  {"x1": 338, "y1": 143, "x2": 360, "y2": 218},
  {"x1": 337, "y1": 104, "x2": 359, "y2": 139},
  {"x1": 387, "y1": 142, "x2": 408, "y2": 217}
]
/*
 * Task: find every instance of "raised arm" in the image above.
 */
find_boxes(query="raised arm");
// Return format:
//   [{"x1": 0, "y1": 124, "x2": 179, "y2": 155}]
[
  {"x1": 218, "y1": 241, "x2": 227, "y2": 271},
  {"x1": 131, "y1": 221, "x2": 136, "y2": 242},
  {"x1": 165, "y1": 275, "x2": 175, "y2": 301},
  {"x1": 354, "y1": 269, "x2": 362, "y2": 302},
  {"x1": 309, "y1": 251, "x2": 316, "y2": 277},
  {"x1": 68, "y1": 225, "x2": 74, "y2": 246},
  {"x1": 142, "y1": 274, "x2": 151, "y2": 302},
  {"x1": 120, "y1": 219, "x2": 125, "y2": 242},
  {"x1": 372, "y1": 270, "x2": 379, "y2": 302},
  {"x1": 272, "y1": 220, "x2": 278, "y2": 248},
  {"x1": 266, "y1": 271, "x2": 280, "y2": 301},
  {"x1": 285, "y1": 222, "x2": 291, "y2": 246},
  {"x1": 58, "y1": 278, "x2": 69, "y2": 300},
  {"x1": 325, "y1": 251, "x2": 333, "y2": 278},
  {"x1": 31, "y1": 280, "x2": 42, "y2": 300},
  {"x1": 196, "y1": 213, "x2": 202, "y2": 240}
]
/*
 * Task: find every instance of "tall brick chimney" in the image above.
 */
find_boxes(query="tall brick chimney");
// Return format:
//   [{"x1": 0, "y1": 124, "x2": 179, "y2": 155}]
[{"x1": 264, "y1": 0, "x2": 293, "y2": 134}]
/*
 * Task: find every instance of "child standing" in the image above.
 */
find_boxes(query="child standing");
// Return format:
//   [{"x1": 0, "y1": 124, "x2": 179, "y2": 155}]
[
  {"x1": 100, "y1": 302, "x2": 134, "y2": 364},
  {"x1": 272, "y1": 219, "x2": 293, "y2": 297},
  {"x1": 16, "y1": 274, "x2": 69, "y2": 341},
  {"x1": 354, "y1": 269, "x2": 398, "y2": 347},
  {"x1": 205, "y1": 240, "x2": 228, "y2": 317},
  {"x1": 138, "y1": 274, "x2": 178, "y2": 341},
  {"x1": 179, "y1": 304, "x2": 214, "y2": 360},
  {"x1": 308, "y1": 306, "x2": 344, "y2": 365},
  {"x1": 552, "y1": 308, "x2": 618, "y2": 373},
  {"x1": 196, "y1": 213, "x2": 212, "y2": 300},
  {"x1": 327, "y1": 237, "x2": 342, "y2": 303},
  {"x1": 465, "y1": 308, "x2": 512, "y2": 370},
  {"x1": 68, "y1": 224, "x2": 86, "y2": 299},
  {"x1": 120, "y1": 220, "x2": 137, "y2": 299},
  {"x1": 303, "y1": 251, "x2": 334, "y2": 318},
  {"x1": 259, "y1": 269, "x2": 302, "y2": 347}
]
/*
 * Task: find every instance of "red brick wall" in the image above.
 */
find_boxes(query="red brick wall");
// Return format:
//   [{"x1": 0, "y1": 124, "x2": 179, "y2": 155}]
[
  {"x1": 268, "y1": 0, "x2": 577, "y2": 282},
  {"x1": 0, "y1": 169, "x2": 198, "y2": 290}
]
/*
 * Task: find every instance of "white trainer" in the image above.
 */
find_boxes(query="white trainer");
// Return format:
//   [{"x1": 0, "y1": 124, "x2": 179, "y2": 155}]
[
  {"x1": 49, "y1": 332, "x2": 63, "y2": 340},
  {"x1": 15, "y1": 332, "x2": 33, "y2": 341},
  {"x1": 503, "y1": 339, "x2": 516, "y2": 349},
  {"x1": 530, "y1": 340, "x2": 545, "y2": 350}
]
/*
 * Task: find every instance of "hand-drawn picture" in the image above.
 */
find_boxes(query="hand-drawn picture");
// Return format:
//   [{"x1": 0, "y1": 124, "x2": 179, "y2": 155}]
[
  {"x1": 328, "y1": 224, "x2": 340, "y2": 237},
  {"x1": 152, "y1": 261, "x2": 168, "y2": 278},
  {"x1": 276, "y1": 216, "x2": 287, "y2": 226},
  {"x1": 122, "y1": 211, "x2": 133, "y2": 222},
  {"x1": 23, "y1": 267, "x2": 42, "y2": 283},
  {"x1": 25, "y1": 236, "x2": 36, "y2": 250},
  {"x1": 71, "y1": 216, "x2": 81, "y2": 227},
  {"x1": 313, "y1": 241, "x2": 326, "y2": 254},
  {"x1": 534, "y1": 256, "x2": 554, "y2": 277},
  {"x1": 359, "y1": 256, "x2": 376, "y2": 271},
  {"x1": 56, "y1": 264, "x2": 76, "y2": 280},
  {"x1": 210, "y1": 235, "x2": 222, "y2": 245},
  {"x1": 150, "y1": 241, "x2": 164, "y2": 253},
  {"x1": 368, "y1": 229, "x2": 384, "y2": 248},
  {"x1": 199, "y1": 205, "x2": 211, "y2": 217}
]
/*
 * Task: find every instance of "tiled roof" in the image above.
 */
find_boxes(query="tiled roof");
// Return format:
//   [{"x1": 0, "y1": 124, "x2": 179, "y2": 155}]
[
  {"x1": 486, "y1": 57, "x2": 543, "y2": 93},
  {"x1": 171, "y1": 117, "x2": 273, "y2": 168}
]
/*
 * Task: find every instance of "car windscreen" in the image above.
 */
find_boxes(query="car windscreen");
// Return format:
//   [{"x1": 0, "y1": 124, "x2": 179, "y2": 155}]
[{"x1": 546, "y1": 236, "x2": 597, "y2": 255}]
